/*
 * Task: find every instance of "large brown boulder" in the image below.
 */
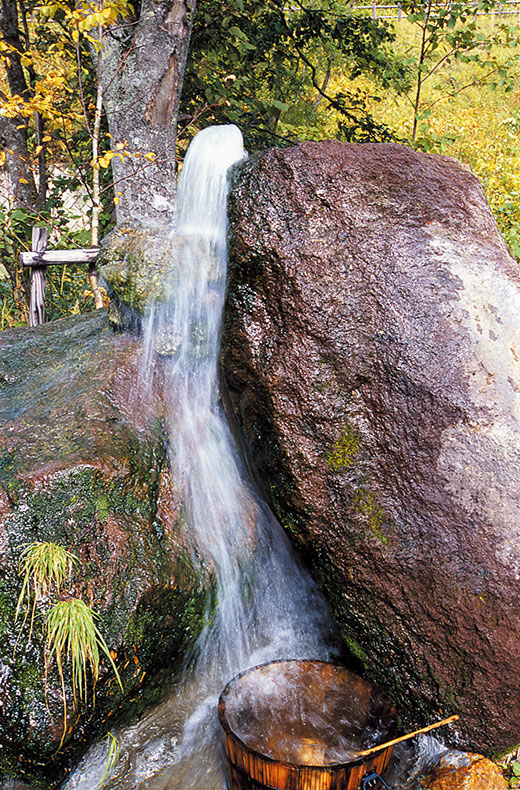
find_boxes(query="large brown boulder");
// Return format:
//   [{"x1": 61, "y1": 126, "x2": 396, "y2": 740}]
[
  {"x1": 222, "y1": 141, "x2": 520, "y2": 754},
  {"x1": 0, "y1": 311, "x2": 207, "y2": 787}
]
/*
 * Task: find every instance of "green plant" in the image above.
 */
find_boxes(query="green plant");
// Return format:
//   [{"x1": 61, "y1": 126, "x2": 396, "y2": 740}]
[
  {"x1": 496, "y1": 751, "x2": 520, "y2": 788},
  {"x1": 399, "y1": 0, "x2": 520, "y2": 142},
  {"x1": 96, "y1": 732, "x2": 120, "y2": 790},
  {"x1": 510, "y1": 761, "x2": 520, "y2": 789},
  {"x1": 181, "y1": 0, "x2": 406, "y2": 152},
  {"x1": 15, "y1": 541, "x2": 77, "y2": 643},
  {"x1": 45, "y1": 598, "x2": 123, "y2": 743},
  {"x1": 15, "y1": 541, "x2": 124, "y2": 748}
]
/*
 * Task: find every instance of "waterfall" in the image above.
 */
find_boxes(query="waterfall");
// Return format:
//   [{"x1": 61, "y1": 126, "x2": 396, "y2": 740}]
[
  {"x1": 148, "y1": 125, "x2": 336, "y2": 678},
  {"x1": 63, "y1": 125, "x2": 337, "y2": 790}
]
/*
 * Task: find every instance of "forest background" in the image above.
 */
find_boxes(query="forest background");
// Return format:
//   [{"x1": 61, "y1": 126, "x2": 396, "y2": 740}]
[{"x1": 0, "y1": 0, "x2": 519, "y2": 329}]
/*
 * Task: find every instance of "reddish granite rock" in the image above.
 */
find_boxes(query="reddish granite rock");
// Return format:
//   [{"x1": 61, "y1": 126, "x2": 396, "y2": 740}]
[{"x1": 222, "y1": 141, "x2": 520, "y2": 754}]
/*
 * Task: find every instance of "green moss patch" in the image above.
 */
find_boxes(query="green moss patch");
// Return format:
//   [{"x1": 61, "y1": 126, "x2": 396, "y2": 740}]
[
  {"x1": 353, "y1": 487, "x2": 388, "y2": 545},
  {"x1": 327, "y1": 422, "x2": 362, "y2": 471}
]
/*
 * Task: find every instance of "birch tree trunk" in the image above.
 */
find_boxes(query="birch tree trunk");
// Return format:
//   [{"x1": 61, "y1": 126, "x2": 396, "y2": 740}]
[
  {"x1": 102, "y1": 0, "x2": 197, "y2": 225},
  {"x1": 90, "y1": 16, "x2": 105, "y2": 309}
]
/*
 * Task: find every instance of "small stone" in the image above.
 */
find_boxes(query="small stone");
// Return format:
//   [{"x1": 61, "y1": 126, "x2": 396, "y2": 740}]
[{"x1": 420, "y1": 753, "x2": 507, "y2": 790}]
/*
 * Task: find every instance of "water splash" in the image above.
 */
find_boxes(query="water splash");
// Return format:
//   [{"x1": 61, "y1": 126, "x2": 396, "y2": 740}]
[{"x1": 64, "y1": 125, "x2": 337, "y2": 790}]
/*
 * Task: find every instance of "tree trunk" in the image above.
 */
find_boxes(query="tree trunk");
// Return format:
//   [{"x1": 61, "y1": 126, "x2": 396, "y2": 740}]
[
  {"x1": 102, "y1": 0, "x2": 197, "y2": 225},
  {"x1": 0, "y1": 0, "x2": 38, "y2": 209},
  {"x1": 0, "y1": 116, "x2": 37, "y2": 210},
  {"x1": 90, "y1": 18, "x2": 105, "y2": 309}
]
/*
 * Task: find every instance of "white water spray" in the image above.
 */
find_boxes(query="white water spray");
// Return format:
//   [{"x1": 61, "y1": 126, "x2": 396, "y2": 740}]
[
  {"x1": 64, "y1": 125, "x2": 337, "y2": 790},
  {"x1": 151, "y1": 125, "x2": 336, "y2": 679}
]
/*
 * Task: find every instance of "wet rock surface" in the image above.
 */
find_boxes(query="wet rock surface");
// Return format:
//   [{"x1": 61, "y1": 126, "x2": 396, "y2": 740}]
[
  {"x1": 420, "y1": 752, "x2": 508, "y2": 789},
  {"x1": 0, "y1": 311, "x2": 207, "y2": 787},
  {"x1": 98, "y1": 221, "x2": 176, "y2": 326},
  {"x1": 222, "y1": 141, "x2": 520, "y2": 754}
]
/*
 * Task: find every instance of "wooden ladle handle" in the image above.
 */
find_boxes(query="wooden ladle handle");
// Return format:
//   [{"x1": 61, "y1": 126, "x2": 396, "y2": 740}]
[{"x1": 352, "y1": 714, "x2": 460, "y2": 760}]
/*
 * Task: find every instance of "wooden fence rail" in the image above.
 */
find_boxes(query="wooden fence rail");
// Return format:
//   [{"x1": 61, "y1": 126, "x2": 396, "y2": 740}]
[
  {"x1": 353, "y1": 0, "x2": 520, "y2": 18},
  {"x1": 21, "y1": 227, "x2": 99, "y2": 327}
]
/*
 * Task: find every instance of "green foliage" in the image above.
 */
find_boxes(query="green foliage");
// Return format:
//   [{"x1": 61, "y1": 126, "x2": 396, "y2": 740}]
[
  {"x1": 397, "y1": 0, "x2": 520, "y2": 140},
  {"x1": 16, "y1": 541, "x2": 77, "y2": 612},
  {"x1": 0, "y1": 204, "x2": 109, "y2": 330},
  {"x1": 14, "y1": 541, "x2": 123, "y2": 748},
  {"x1": 495, "y1": 749, "x2": 520, "y2": 788},
  {"x1": 15, "y1": 540, "x2": 77, "y2": 646},
  {"x1": 45, "y1": 598, "x2": 123, "y2": 743},
  {"x1": 1, "y1": 0, "x2": 518, "y2": 331},
  {"x1": 351, "y1": 7, "x2": 520, "y2": 263},
  {"x1": 96, "y1": 732, "x2": 120, "y2": 790},
  {"x1": 0, "y1": 0, "x2": 121, "y2": 329},
  {"x1": 181, "y1": 0, "x2": 407, "y2": 152}
]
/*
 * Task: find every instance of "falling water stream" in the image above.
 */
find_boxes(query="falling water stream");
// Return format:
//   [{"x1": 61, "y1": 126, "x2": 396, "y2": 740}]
[
  {"x1": 61, "y1": 125, "x2": 447, "y2": 790},
  {"x1": 63, "y1": 126, "x2": 342, "y2": 790}
]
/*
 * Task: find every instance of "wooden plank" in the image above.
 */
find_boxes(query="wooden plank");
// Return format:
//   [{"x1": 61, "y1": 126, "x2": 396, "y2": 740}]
[
  {"x1": 21, "y1": 248, "x2": 99, "y2": 267},
  {"x1": 29, "y1": 227, "x2": 48, "y2": 327}
]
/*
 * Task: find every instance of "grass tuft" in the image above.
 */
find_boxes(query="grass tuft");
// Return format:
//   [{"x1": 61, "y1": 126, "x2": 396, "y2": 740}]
[
  {"x1": 15, "y1": 541, "x2": 77, "y2": 644},
  {"x1": 45, "y1": 598, "x2": 123, "y2": 744},
  {"x1": 14, "y1": 541, "x2": 124, "y2": 748},
  {"x1": 96, "y1": 732, "x2": 120, "y2": 790}
]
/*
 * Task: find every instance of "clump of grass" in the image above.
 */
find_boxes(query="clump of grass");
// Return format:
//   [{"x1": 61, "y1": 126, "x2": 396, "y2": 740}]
[
  {"x1": 15, "y1": 541, "x2": 77, "y2": 644},
  {"x1": 45, "y1": 598, "x2": 123, "y2": 744},
  {"x1": 14, "y1": 541, "x2": 124, "y2": 748}
]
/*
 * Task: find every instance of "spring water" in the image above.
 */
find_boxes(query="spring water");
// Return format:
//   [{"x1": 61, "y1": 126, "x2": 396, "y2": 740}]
[{"x1": 63, "y1": 125, "x2": 339, "y2": 790}]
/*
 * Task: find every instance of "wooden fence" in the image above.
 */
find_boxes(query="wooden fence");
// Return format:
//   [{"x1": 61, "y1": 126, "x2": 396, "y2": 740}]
[
  {"x1": 21, "y1": 227, "x2": 98, "y2": 327},
  {"x1": 354, "y1": 0, "x2": 520, "y2": 18}
]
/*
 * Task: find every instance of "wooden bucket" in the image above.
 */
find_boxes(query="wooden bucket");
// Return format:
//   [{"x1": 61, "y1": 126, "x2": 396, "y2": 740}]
[{"x1": 218, "y1": 660, "x2": 397, "y2": 790}]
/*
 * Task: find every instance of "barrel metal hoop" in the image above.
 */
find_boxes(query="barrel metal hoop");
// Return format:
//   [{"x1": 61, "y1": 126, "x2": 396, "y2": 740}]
[{"x1": 359, "y1": 770, "x2": 391, "y2": 790}]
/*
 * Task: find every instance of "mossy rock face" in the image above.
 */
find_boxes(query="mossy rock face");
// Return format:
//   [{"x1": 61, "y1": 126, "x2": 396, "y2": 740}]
[
  {"x1": 98, "y1": 221, "x2": 179, "y2": 322},
  {"x1": 0, "y1": 311, "x2": 210, "y2": 787}
]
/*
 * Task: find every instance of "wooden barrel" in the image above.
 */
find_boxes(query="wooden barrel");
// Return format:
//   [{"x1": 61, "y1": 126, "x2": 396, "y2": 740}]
[{"x1": 218, "y1": 660, "x2": 397, "y2": 790}]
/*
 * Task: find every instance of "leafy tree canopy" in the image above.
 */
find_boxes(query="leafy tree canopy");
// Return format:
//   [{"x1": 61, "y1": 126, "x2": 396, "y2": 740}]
[
  {"x1": 181, "y1": 0, "x2": 409, "y2": 151},
  {"x1": 0, "y1": 0, "x2": 518, "y2": 328}
]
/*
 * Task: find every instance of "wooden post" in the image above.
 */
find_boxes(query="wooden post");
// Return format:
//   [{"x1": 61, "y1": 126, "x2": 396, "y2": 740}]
[
  {"x1": 21, "y1": 248, "x2": 99, "y2": 267},
  {"x1": 29, "y1": 227, "x2": 48, "y2": 327}
]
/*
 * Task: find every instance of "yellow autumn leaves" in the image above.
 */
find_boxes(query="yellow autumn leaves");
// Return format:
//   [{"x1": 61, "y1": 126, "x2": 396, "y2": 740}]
[
  {"x1": 93, "y1": 141, "x2": 157, "y2": 170},
  {"x1": 39, "y1": 0, "x2": 133, "y2": 45}
]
